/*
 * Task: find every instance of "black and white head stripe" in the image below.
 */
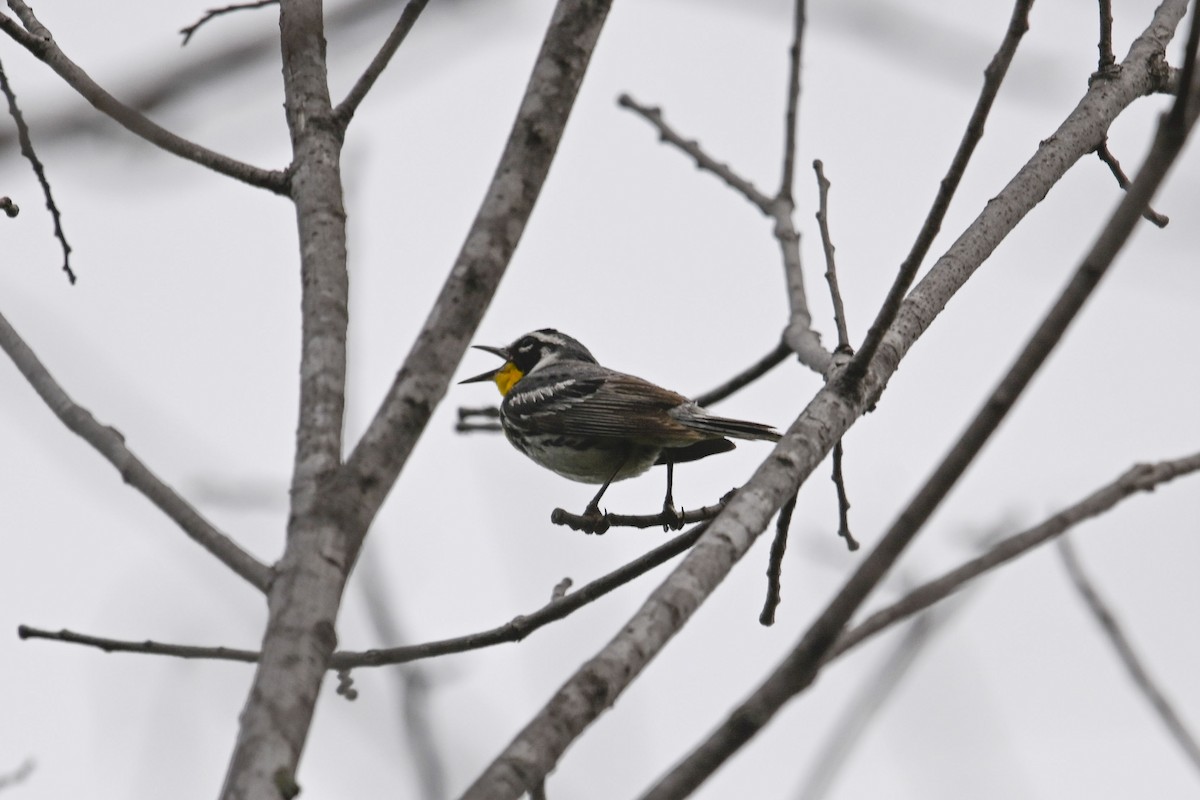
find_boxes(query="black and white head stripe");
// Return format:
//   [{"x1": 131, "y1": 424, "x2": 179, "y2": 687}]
[{"x1": 507, "y1": 329, "x2": 598, "y2": 374}]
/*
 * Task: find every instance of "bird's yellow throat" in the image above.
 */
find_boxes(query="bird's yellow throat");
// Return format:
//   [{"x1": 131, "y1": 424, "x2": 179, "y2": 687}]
[{"x1": 493, "y1": 362, "x2": 524, "y2": 396}]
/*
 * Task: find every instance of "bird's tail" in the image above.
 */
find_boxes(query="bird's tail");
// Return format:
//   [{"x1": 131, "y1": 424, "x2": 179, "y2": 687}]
[{"x1": 673, "y1": 406, "x2": 781, "y2": 442}]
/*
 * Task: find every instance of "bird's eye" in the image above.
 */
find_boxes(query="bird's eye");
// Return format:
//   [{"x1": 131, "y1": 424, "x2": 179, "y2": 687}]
[{"x1": 517, "y1": 340, "x2": 535, "y2": 354}]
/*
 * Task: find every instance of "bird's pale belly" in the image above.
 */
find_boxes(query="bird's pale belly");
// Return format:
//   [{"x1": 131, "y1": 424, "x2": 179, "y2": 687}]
[{"x1": 505, "y1": 430, "x2": 660, "y2": 484}]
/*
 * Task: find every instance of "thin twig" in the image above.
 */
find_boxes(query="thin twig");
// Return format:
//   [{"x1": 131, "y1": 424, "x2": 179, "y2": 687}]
[
  {"x1": 830, "y1": 439, "x2": 857, "y2": 551},
  {"x1": 179, "y1": 0, "x2": 278, "y2": 46},
  {"x1": 0, "y1": 309, "x2": 272, "y2": 591},
  {"x1": 18, "y1": 522, "x2": 710, "y2": 670},
  {"x1": 0, "y1": 56, "x2": 74, "y2": 283},
  {"x1": 1095, "y1": 138, "x2": 1169, "y2": 226},
  {"x1": 1058, "y1": 537, "x2": 1200, "y2": 775},
  {"x1": 0, "y1": 2, "x2": 287, "y2": 193},
  {"x1": 641, "y1": 5, "x2": 1200, "y2": 792},
  {"x1": 812, "y1": 160, "x2": 850, "y2": 352},
  {"x1": 456, "y1": 404, "x2": 502, "y2": 432},
  {"x1": 779, "y1": 0, "x2": 806, "y2": 201},
  {"x1": 759, "y1": 491, "x2": 798, "y2": 626},
  {"x1": 617, "y1": 94, "x2": 773, "y2": 212},
  {"x1": 1098, "y1": 0, "x2": 1117, "y2": 72},
  {"x1": 838, "y1": 0, "x2": 1035, "y2": 397},
  {"x1": 333, "y1": 0, "x2": 429, "y2": 129},
  {"x1": 18, "y1": 626, "x2": 260, "y2": 661}
]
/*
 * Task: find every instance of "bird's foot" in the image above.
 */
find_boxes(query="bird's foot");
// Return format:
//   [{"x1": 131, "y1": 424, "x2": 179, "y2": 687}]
[
  {"x1": 661, "y1": 500, "x2": 684, "y2": 531},
  {"x1": 550, "y1": 503, "x2": 611, "y2": 534}
]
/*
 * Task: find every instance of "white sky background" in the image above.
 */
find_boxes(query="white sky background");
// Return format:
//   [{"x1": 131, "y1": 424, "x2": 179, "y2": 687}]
[{"x1": 2, "y1": 0, "x2": 1199, "y2": 798}]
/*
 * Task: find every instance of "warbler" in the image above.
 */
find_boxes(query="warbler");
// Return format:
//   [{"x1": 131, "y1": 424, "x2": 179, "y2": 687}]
[{"x1": 460, "y1": 329, "x2": 780, "y2": 529}]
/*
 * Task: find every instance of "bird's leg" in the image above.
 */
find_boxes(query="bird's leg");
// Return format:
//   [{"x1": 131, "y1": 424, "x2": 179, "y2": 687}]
[
  {"x1": 661, "y1": 461, "x2": 683, "y2": 531},
  {"x1": 580, "y1": 456, "x2": 627, "y2": 534}
]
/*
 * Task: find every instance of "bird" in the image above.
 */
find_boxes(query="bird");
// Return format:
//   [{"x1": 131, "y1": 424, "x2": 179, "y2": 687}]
[{"x1": 460, "y1": 328, "x2": 781, "y2": 531}]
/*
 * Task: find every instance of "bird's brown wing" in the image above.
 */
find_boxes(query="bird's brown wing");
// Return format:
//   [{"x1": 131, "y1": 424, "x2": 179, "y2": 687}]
[{"x1": 503, "y1": 371, "x2": 709, "y2": 445}]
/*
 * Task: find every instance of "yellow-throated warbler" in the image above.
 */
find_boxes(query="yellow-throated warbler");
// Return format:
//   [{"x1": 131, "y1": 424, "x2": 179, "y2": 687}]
[{"x1": 461, "y1": 329, "x2": 781, "y2": 525}]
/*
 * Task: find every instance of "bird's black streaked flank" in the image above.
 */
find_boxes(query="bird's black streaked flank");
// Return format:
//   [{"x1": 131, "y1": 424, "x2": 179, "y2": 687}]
[{"x1": 461, "y1": 329, "x2": 781, "y2": 532}]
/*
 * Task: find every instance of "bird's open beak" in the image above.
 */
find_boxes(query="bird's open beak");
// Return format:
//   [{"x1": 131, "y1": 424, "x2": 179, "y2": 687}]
[{"x1": 458, "y1": 344, "x2": 510, "y2": 384}]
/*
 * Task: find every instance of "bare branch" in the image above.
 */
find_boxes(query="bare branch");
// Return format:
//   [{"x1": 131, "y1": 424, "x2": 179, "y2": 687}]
[
  {"x1": 18, "y1": 625, "x2": 260, "y2": 662},
  {"x1": 779, "y1": 0, "x2": 806, "y2": 201},
  {"x1": 0, "y1": 308, "x2": 272, "y2": 592},
  {"x1": 839, "y1": 0, "x2": 1035, "y2": 396},
  {"x1": 18, "y1": 522, "x2": 709, "y2": 670},
  {"x1": 461, "y1": 5, "x2": 1191, "y2": 797},
  {"x1": 0, "y1": 2, "x2": 287, "y2": 193},
  {"x1": 759, "y1": 491, "x2": 798, "y2": 626},
  {"x1": 220, "y1": 0, "x2": 354, "y2": 793},
  {"x1": 1095, "y1": 138, "x2": 1169, "y2": 226},
  {"x1": 333, "y1": 0, "x2": 430, "y2": 130},
  {"x1": 1098, "y1": 0, "x2": 1117, "y2": 72},
  {"x1": 1058, "y1": 537, "x2": 1200, "y2": 774},
  {"x1": 0, "y1": 56, "x2": 73, "y2": 283},
  {"x1": 812, "y1": 160, "x2": 850, "y2": 352},
  {"x1": 617, "y1": 94, "x2": 774, "y2": 212},
  {"x1": 179, "y1": 0, "x2": 278, "y2": 46},
  {"x1": 830, "y1": 438, "x2": 857, "y2": 551}
]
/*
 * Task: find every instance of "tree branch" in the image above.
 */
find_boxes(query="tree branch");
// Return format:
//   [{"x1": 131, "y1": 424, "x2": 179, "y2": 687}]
[
  {"x1": 0, "y1": 308, "x2": 272, "y2": 592},
  {"x1": 458, "y1": 3, "x2": 1192, "y2": 796},
  {"x1": 219, "y1": 0, "x2": 353, "y2": 794},
  {"x1": 333, "y1": 0, "x2": 429, "y2": 130},
  {"x1": 0, "y1": 2, "x2": 287, "y2": 193},
  {"x1": 179, "y1": 0, "x2": 278, "y2": 46},
  {"x1": 1095, "y1": 137, "x2": 1169, "y2": 226},
  {"x1": 17, "y1": 520, "x2": 709, "y2": 670},
  {"x1": 0, "y1": 56, "x2": 73, "y2": 283}
]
